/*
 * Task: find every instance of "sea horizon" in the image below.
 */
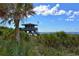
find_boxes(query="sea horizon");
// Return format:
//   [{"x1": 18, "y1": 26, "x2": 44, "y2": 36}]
[{"x1": 39, "y1": 32, "x2": 79, "y2": 34}]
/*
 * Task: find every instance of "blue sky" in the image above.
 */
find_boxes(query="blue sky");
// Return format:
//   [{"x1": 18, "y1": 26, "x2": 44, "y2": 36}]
[
  {"x1": 1, "y1": 3, "x2": 79, "y2": 32},
  {"x1": 24, "y1": 3, "x2": 79, "y2": 32}
]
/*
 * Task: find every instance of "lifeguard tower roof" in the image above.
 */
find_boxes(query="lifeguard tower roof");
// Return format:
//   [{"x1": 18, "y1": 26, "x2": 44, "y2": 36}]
[{"x1": 22, "y1": 23, "x2": 38, "y2": 26}]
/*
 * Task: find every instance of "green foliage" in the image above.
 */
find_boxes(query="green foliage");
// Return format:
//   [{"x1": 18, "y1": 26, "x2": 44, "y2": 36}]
[
  {"x1": 0, "y1": 31, "x2": 3, "y2": 35},
  {"x1": 0, "y1": 28, "x2": 79, "y2": 56}
]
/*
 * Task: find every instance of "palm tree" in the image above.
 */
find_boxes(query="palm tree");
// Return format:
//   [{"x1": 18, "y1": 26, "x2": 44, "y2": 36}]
[{"x1": 0, "y1": 3, "x2": 35, "y2": 41}]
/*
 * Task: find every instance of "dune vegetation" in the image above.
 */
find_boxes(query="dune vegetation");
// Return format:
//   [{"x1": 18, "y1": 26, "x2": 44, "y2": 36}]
[{"x1": 0, "y1": 27, "x2": 79, "y2": 56}]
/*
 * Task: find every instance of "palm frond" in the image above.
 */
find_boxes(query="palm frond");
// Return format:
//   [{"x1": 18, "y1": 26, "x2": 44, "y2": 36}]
[{"x1": 0, "y1": 3, "x2": 35, "y2": 25}]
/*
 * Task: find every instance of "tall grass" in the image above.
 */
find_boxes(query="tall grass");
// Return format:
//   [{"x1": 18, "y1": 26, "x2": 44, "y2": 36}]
[{"x1": 0, "y1": 27, "x2": 79, "y2": 55}]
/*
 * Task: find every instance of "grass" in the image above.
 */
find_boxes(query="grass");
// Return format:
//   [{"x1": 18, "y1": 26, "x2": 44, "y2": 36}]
[{"x1": 0, "y1": 27, "x2": 79, "y2": 55}]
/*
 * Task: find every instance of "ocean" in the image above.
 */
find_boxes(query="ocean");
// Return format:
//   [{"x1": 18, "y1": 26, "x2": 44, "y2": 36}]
[{"x1": 39, "y1": 32, "x2": 79, "y2": 34}]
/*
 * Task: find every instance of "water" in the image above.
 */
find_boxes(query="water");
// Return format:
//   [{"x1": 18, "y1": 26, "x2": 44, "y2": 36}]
[
  {"x1": 66, "y1": 32, "x2": 79, "y2": 34},
  {"x1": 39, "y1": 32, "x2": 79, "y2": 34}
]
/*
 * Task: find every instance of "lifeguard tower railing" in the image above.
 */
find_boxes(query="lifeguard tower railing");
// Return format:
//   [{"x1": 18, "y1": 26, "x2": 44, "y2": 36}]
[{"x1": 20, "y1": 23, "x2": 39, "y2": 35}]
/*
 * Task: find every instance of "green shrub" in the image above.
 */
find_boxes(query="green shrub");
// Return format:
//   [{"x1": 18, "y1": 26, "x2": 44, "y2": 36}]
[{"x1": 0, "y1": 28, "x2": 79, "y2": 55}]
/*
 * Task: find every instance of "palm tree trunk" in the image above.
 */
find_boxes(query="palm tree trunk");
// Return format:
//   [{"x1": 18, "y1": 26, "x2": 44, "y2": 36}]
[
  {"x1": 14, "y1": 19, "x2": 21, "y2": 55},
  {"x1": 15, "y1": 27, "x2": 20, "y2": 42},
  {"x1": 14, "y1": 19, "x2": 20, "y2": 42}
]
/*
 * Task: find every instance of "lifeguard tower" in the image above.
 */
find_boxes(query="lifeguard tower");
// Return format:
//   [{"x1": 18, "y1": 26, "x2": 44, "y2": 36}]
[{"x1": 21, "y1": 23, "x2": 39, "y2": 35}]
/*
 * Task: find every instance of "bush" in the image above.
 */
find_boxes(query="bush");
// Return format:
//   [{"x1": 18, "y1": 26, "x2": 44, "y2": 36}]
[
  {"x1": 0, "y1": 28, "x2": 79, "y2": 56},
  {"x1": 0, "y1": 31, "x2": 3, "y2": 35}
]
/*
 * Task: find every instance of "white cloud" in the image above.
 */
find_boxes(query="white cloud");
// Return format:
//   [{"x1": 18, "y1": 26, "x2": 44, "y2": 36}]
[
  {"x1": 33, "y1": 4, "x2": 60, "y2": 16},
  {"x1": 66, "y1": 10, "x2": 73, "y2": 16},
  {"x1": 54, "y1": 10, "x2": 66, "y2": 15},
  {"x1": 68, "y1": 15, "x2": 75, "y2": 19},
  {"x1": 74, "y1": 11, "x2": 79, "y2": 15},
  {"x1": 33, "y1": 5, "x2": 49, "y2": 15},
  {"x1": 33, "y1": 4, "x2": 71, "y2": 16},
  {"x1": 33, "y1": 4, "x2": 79, "y2": 21},
  {"x1": 55, "y1": 4, "x2": 60, "y2": 8},
  {"x1": 33, "y1": 4, "x2": 79, "y2": 16},
  {"x1": 65, "y1": 11, "x2": 79, "y2": 21},
  {"x1": 65, "y1": 18, "x2": 74, "y2": 21}
]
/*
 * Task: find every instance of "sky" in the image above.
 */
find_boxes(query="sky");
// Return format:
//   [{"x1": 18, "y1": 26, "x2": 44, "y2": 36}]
[
  {"x1": 24, "y1": 3, "x2": 79, "y2": 32},
  {"x1": 1, "y1": 3, "x2": 79, "y2": 32}
]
